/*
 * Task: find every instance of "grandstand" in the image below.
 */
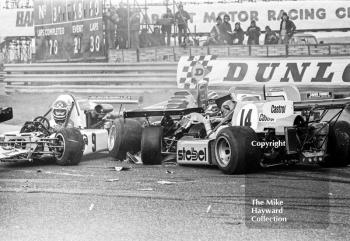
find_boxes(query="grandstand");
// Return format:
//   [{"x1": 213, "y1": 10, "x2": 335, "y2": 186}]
[
  {"x1": 1, "y1": 0, "x2": 349, "y2": 95},
  {"x1": 0, "y1": 0, "x2": 350, "y2": 63}
]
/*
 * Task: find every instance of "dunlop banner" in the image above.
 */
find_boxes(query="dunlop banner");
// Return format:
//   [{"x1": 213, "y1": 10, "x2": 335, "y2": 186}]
[{"x1": 177, "y1": 56, "x2": 350, "y2": 88}]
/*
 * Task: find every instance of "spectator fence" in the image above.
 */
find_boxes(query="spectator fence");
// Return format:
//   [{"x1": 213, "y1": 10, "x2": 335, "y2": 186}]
[{"x1": 108, "y1": 43, "x2": 350, "y2": 62}]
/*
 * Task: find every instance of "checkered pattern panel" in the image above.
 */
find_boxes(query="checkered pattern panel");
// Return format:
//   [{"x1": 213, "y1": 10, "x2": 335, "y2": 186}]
[{"x1": 178, "y1": 55, "x2": 217, "y2": 89}]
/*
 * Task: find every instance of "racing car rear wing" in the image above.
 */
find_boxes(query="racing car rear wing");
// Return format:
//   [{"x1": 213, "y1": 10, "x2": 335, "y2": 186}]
[
  {"x1": 124, "y1": 108, "x2": 204, "y2": 118},
  {"x1": 294, "y1": 99, "x2": 350, "y2": 111}
]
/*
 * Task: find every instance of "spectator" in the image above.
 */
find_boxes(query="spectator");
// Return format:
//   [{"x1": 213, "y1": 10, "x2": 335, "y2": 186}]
[
  {"x1": 151, "y1": 27, "x2": 166, "y2": 47},
  {"x1": 221, "y1": 14, "x2": 233, "y2": 45},
  {"x1": 180, "y1": 36, "x2": 193, "y2": 48},
  {"x1": 139, "y1": 28, "x2": 152, "y2": 48},
  {"x1": 175, "y1": 3, "x2": 191, "y2": 45},
  {"x1": 232, "y1": 22, "x2": 244, "y2": 45},
  {"x1": 161, "y1": 8, "x2": 174, "y2": 46},
  {"x1": 206, "y1": 16, "x2": 224, "y2": 45},
  {"x1": 130, "y1": 10, "x2": 141, "y2": 48},
  {"x1": 279, "y1": 12, "x2": 296, "y2": 44},
  {"x1": 104, "y1": 6, "x2": 118, "y2": 49},
  {"x1": 116, "y1": 2, "x2": 128, "y2": 49},
  {"x1": 264, "y1": 26, "x2": 279, "y2": 44},
  {"x1": 246, "y1": 20, "x2": 261, "y2": 45}
]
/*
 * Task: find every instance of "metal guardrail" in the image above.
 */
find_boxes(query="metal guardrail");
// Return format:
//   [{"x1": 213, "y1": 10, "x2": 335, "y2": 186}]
[
  {"x1": 4, "y1": 62, "x2": 177, "y2": 72},
  {"x1": 0, "y1": 63, "x2": 4, "y2": 80},
  {"x1": 109, "y1": 44, "x2": 350, "y2": 63},
  {"x1": 5, "y1": 43, "x2": 350, "y2": 94},
  {"x1": 0, "y1": 64, "x2": 5, "y2": 95},
  {"x1": 0, "y1": 71, "x2": 4, "y2": 82},
  {"x1": 4, "y1": 62, "x2": 178, "y2": 94}
]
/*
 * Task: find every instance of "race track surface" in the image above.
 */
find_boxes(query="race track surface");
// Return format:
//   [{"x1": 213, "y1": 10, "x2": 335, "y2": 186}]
[
  {"x1": 1, "y1": 92, "x2": 350, "y2": 240},
  {"x1": 0, "y1": 156, "x2": 349, "y2": 241}
]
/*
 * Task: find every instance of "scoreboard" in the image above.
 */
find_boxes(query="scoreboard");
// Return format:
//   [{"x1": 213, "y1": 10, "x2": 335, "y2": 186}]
[{"x1": 34, "y1": 0, "x2": 105, "y2": 62}]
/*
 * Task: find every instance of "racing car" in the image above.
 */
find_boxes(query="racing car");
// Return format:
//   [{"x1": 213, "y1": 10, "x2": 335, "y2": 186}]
[
  {"x1": 0, "y1": 94, "x2": 141, "y2": 165},
  {"x1": 117, "y1": 83, "x2": 350, "y2": 174}
]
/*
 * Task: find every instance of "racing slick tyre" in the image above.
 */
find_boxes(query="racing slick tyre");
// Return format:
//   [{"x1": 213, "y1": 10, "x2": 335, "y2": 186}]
[
  {"x1": 242, "y1": 126, "x2": 263, "y2": 171},
  {"x1": 214, "y1": 126, "x2": 261, "y2": 174},
  {"x1": 108, "y1": 118, "x2": 142, "y2": 161},
  {"x1": 320, "y1": 121, "x2": 350, "y2": 167},
  {"x1": 141, "y1": 126, "x2": 163, "y2": 165},
  {"x1": 54, "y1": 128, "x2": 84, "y2": 165}
]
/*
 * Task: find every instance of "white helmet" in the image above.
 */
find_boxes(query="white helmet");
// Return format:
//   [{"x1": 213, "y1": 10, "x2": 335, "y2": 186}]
[
  {"x1": 221, "y1": 100, "x2": 236, "y2": 117},
  {"x1": 52, "y1": 95, "x2": 74, "y2": 124},
  {"x1": 205, "y1": 91, "x2": 220, "y2": 116}
]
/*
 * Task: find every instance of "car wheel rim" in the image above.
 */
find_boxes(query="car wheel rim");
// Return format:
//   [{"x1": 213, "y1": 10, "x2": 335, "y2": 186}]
[
  {"x1": 55, "y1": 133, "x2": 65, "y2": 160},
  {"x1": 108, "y1": 125, "x2": 116, "y2": 151},
  {"x1": 216, "y1": 136, "x2": 231, "y2": 167}
]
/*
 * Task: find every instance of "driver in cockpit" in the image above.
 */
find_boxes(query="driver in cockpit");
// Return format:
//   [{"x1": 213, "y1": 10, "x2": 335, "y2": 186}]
[
  {"x1": 220, "y1": 99, "x2": 237, "y2": 119},
  {"x1": 50, "y1": 95, "x2": 75, "y2": 130},
  {"x1": 212, "y1": 93, "x2": 237, "y2": 119}
]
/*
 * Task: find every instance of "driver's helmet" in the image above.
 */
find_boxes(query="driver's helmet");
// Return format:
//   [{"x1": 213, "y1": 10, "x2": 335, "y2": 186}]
[
  {"x1": 51, "y1": 95, "x2": 74, "y2": 124},
  {"x1": 205, "y1": 91, "x2": 220, "y2": 116},
  {"x1": 221, "y1": 100, "x2": 236, "y2": 117}
]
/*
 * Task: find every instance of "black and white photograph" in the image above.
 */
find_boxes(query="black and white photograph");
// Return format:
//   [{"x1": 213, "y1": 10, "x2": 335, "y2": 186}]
[{"x1": 0, "y1": 0, "x2": 350, "y2": 240}]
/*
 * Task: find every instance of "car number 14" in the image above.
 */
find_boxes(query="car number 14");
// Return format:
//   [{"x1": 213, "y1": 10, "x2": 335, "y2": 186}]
[{"x1": 237, "y1": 104, "x2": 258, "y2": 129}]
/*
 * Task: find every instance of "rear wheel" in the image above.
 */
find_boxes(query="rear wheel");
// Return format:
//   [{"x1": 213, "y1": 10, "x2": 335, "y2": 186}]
[
  {"x1": 55, "y1": 128, "x2": 84, "y2": 165},
  {"x1": 321, "y1": 121, "x2": 350, "y2": 167},
  {"x1": 108, "y1": 118, "x2": 142, "y2": 161},
  {"x1": 141, "y1": 126, "x2": 163, "y2": 165},
  {"x1": 214, "y1": 126, "x2": 261, "y2": 174}
]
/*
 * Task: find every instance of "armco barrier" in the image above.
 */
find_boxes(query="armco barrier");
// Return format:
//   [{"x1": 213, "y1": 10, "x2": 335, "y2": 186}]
[
  {"x1": 0, "y1": 63, "x2": 4, "y2": 95},
  {"x1": 4, "y1": 62, "x2": 178, "y2": 94},
  {"x1": 0, "y1": 72, "x2": 4, "y2": 96},
  {"x1": 109, "y1": 44, "x2": 350, "y2": 62},
  {"x1": 0, "y1": 71, "x2": 4, "y2": 83}
]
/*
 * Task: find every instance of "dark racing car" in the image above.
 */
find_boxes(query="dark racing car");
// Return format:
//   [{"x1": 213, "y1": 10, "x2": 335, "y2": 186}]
[{"x1": 110, "y1": 85, "x2": 350, "y2": 174}]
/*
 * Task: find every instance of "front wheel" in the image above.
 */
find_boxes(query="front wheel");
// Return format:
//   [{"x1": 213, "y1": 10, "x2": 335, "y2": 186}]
[
  {"x1": 54, "y1": 128, "x2": 84, "y2": 165},
  {"x1": 214, "y1": 126, "x2": 261, "y2": 174},
  {"x1": 108, "y1": 119, "x2": 142, "y2": 161},
  {"x1": 141, "y1": 126, "x2": 163, "y2": 165}
]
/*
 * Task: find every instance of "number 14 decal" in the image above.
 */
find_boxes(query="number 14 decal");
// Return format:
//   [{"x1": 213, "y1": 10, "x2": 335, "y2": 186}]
[
  {"x1": 237, "y1": 104, "x2": 258, "y2": 129},
  {"x1": 240, "y1": 109, "x2": 252, "y2": 127}
]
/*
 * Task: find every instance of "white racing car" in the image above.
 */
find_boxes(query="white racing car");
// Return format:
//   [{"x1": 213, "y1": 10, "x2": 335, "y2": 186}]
[
  {"x1": 0, "y1": 94, "x2": 141, "y2": 165},
  {"x1": 122, "y1": 84, "x2": 350, "y2": 174}
]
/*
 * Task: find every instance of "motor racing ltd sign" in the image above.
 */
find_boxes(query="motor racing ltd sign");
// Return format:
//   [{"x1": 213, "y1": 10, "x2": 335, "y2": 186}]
[
  {"x1": 177, "y1": 56, "x2": 350, "y2": 88},
  {"x1": 142, "y1": 1, "x2": 350, "y2": 33}
]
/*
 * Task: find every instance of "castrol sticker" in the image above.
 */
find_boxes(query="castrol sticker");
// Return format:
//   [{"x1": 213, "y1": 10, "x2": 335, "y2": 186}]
[{"x1": 262, "y1": 101, "x2": 294, "y2": 119}]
